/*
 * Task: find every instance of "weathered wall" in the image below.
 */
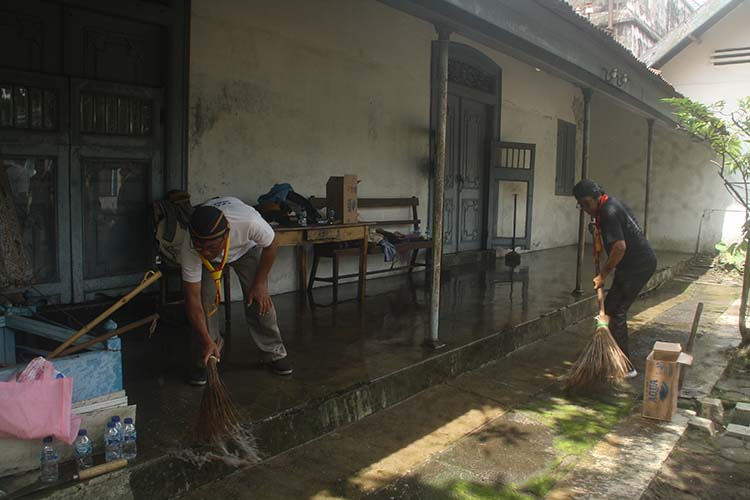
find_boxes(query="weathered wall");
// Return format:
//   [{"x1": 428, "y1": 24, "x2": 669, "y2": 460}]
[
  {"x1": 659, "y1": 0, "x2": 750, "y2": 113},
  {"x1": 454, "y1": 35, "x2": 584, "y2": 251},
  {"x1": 188, "y1": 0, "x2": 434, "y2": 293},
  {"x1": 588, "y1": 93, "x2": 735, "y2": 253}
]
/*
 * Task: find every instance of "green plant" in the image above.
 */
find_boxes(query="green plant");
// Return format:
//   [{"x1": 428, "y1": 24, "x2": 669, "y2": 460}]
[
  {"x1": 666, "y1": 96, "x2": 750, "y2": 347},
  {"x1": 715, "y1": 240, "x2": 747, "y2": 273}
]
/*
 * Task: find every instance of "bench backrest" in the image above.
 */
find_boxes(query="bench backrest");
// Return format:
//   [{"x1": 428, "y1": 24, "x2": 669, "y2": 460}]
[{"x1": 309, "y1": 196, "x2": 421, "y2": 232}]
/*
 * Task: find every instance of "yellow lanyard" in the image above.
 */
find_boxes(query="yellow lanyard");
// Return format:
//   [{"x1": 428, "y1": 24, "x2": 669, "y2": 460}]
[{"x1": 198, "y1": 235, "x2": 230, "y2": 317}]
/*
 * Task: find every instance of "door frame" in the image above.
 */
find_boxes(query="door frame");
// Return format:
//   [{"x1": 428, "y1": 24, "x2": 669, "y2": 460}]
[
  {"x1": 490, "y1": 141, "x2": 535, "y2": 249},
  {"x1": 429, "y1": 41, "x2": 502, "y2": 253}
]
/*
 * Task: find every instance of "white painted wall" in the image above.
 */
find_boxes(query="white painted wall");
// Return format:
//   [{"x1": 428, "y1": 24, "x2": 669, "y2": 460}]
[
  {"x1": 188, "y1": 0, "x2": 434, "y2": 293},
  {"x1": 188, "y1": 0, "x2": 588, "y2": 295},
  {"x1": 190, "y1": 0, "x2": 722, "y2": 296},
  {"x1": 659, "y1": 0, "x2": 750, "y2": 113},
  {"x1": 656, "y1": 0, "x2": 749, "y2": 247},
  {"x1": 588, "y1": 93, "x2": 734, "y2": 253}
]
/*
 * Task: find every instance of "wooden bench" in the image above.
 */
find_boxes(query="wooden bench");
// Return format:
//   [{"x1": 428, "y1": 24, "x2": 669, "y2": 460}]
[{"x1": 307, "y1": 197, "x2": 433, "y2": 302}]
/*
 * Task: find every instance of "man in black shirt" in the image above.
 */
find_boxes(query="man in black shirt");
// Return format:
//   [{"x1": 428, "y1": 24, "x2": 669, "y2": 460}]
[{"x1": 573, "y1": 179, "x2": 657, "y2": 377}]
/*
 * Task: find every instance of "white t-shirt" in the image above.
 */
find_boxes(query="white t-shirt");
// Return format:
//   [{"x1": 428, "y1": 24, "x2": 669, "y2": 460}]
[{"x1": 181, "y1": 197, "x2": 275, "y2": 283}]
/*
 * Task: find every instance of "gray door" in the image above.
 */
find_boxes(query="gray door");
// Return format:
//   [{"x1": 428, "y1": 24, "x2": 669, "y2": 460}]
[
  {"x1": 70, "y1": 78, "x2": 163, "y2": 302},
  {"x1": 442, "y1": 93, "x2": 489, "y2": 254},
  {"x1": 0, "y1": 1, "x2": 168, "y2": 303}
]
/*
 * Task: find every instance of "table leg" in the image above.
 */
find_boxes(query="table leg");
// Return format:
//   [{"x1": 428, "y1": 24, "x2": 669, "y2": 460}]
[
  {"x1": 358, "y1": 232, "x2": 368, "y2": 301},
  {"x1": 298, "y1": 245, "x2": 308, "y2": 292}
]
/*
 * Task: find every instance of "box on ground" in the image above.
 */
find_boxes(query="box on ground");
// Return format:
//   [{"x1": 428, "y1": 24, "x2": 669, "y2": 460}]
[
  {"x1": 326, "y1": 175, "x2": 358, "y2": 224},
  {"x1": 643, "y1": 341, "x2": 693, "y2": 421}
]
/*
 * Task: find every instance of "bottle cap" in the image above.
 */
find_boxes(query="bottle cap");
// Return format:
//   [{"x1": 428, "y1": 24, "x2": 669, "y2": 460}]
[
  {"x1": 78, "y1": 429, "x2": 87, "y2": 436},
  {"x1": 112, "y1": 416, "x2": 121, "y2": 423},
  {"x1": 43, "y1": 436, "x2": 53, "y2": 443},
  {"x1": 107, "y1": 422, "x2": 115, "y2": 428},
  {"x1": 124, "y1": 418, "x2": 133, "y2": 424}
]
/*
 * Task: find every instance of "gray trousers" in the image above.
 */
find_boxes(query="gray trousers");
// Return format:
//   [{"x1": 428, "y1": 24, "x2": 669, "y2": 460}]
[{"x1": 190, "y1": 246, "x2": 287, "y2": 367}]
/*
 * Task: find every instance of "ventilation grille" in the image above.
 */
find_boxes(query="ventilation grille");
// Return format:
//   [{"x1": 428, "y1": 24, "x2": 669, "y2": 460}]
[{"x1": 711, "y1": 47, "x2": 750, "y2": 66}]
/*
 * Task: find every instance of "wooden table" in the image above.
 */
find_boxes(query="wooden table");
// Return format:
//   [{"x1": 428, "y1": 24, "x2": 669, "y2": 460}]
[{"x1": 274, "y1": 223, "x2": 369, "y2": 301}]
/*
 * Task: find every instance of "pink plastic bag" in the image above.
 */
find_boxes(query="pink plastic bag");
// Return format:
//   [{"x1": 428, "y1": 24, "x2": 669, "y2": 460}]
[{"x1": 0, "y1": 357, "x2": 82, "y2": 444}]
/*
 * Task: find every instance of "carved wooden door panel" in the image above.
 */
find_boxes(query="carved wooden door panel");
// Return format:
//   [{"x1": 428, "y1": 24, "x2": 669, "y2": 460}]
[
  {"x1": 442, "y1": 94, "x2": 489, "y2": 254},
  {"x1": 65, "y1": 8, "x2": 164, "y2": 301},
  {"x1": 443, "y1": 93, "x2": 461, "y2": 254},
  {"x1": 457, "y1": 98, "x2": 487, "y2": 252},
  {"x1": 0, "y1": 2, "x2": 166, "y2": 303}
]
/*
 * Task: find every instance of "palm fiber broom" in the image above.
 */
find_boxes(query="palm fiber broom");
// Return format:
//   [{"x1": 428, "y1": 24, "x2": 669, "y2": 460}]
[
  {"x1": 564, "y1": 227, "x2": 632, "y2": 392},
  {"x1": 195, "y1": 354, "x2": 240, "y2": 443}
]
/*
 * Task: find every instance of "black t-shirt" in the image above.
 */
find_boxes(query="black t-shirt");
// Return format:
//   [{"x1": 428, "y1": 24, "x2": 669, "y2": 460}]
[{"x1": 598, "y1": 196, "x2": 655, "y2": 270}]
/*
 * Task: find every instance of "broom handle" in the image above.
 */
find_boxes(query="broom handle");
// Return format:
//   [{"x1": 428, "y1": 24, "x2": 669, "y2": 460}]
[
  {"x1": 594, "y1": 254, "x2": 606, "y2": 318},
  {"x1": 57, "y1": 314, "x2": 159, "y2": 357},
  {"x1": 49, "y1": 270, "x2": 162, "y2": 359}
]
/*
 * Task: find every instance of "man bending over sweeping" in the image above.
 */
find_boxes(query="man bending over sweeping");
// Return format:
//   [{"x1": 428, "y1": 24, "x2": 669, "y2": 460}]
[
  {"x1": 573, "y1": 180, "x2": 657, "y2": 378},
  {"x1": 182, "y1": 196, "x2": 292, "y2": 386}
]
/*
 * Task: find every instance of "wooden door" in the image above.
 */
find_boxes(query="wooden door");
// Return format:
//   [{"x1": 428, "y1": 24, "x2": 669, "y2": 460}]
[
  {"x1": 442, "y1": 94, "x2": 489, "y2": 254},
  {"x1": 0, "y1": 1, "x2": 170, "y2": 303},
  {"x1": 457, "y1": 97, "x2": 488, "y2": 252}
]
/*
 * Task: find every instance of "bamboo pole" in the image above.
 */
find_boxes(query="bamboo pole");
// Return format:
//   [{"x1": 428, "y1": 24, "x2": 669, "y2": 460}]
[
  {"x1": 49, "y1": 270, "x2": 162, "y2": 358},
  {"x1": 57, "y1": 313, "x2": 159, "y2": 358}
]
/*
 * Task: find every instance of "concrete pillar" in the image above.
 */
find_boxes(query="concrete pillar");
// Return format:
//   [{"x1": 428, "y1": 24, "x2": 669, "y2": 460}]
[
  {"x1": 574, "y1": 88, "x2": 592, "y2": 295},
  {"x1": 644, "y1": 118, "x2": 655, "y2": 238},
  {"x1": 428, "y1": 27, "x2": 450, "y2": 349}
]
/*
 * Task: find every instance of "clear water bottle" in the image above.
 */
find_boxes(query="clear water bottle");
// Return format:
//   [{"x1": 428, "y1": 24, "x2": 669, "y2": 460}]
[
  {"x1": 112, "y1": 415, "x2": 123, "y2": 438},
  {"x1": 299, "y1": 210, "x2": 307, "y2": 226},
  {"x1": 122, "y1": 417, "x2": 137, "y2": 460},
  {"x1": 39, "y1": 436, "x2": 59, "y2": 483},
  {"x1": 104, "y1": 421, "x2": 122, "y2": 462},
  {"x1": 74, "y1": 429, "x2": 93, "y2": 470}
]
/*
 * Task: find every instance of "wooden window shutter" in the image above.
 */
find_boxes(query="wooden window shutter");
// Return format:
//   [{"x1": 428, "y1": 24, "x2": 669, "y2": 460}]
[{"x1": 555, "y1": 119, "x2": 576, "y2": 195}]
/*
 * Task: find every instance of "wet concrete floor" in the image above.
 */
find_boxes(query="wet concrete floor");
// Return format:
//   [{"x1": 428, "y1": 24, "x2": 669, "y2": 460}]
[{"x1": 116, "y1": 245, "x2": 691, "y2": 462}]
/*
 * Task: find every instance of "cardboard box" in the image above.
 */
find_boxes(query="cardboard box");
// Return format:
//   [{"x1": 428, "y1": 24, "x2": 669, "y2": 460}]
[
  {"x1": 643, "y1": 341, "x2": 693, "y2": 421},
  {"x1": 326, "y1": 175, "x2": 358, "y2": 224}
]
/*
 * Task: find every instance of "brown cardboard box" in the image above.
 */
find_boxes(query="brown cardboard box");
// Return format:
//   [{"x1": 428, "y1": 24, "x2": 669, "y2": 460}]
[
  {"x1": 326, "y1": 175, "x2": 358, "y2": 224},
  {"x1": 642, "y1": 341, "x2": 693, "y2": 421}
]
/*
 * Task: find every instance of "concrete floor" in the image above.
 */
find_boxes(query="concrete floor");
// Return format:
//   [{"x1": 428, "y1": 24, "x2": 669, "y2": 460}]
[{"x1": 120, "y1": 245, "x2": 692, "y2": 462}]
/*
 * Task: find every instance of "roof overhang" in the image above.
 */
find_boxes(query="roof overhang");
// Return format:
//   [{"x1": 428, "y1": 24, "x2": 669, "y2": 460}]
[
  {"x1": 378, "y1": 0, "x2": 684, "y2": 124},
  {"x1": 643, "y1": 0, "x2": 743, "y2": 69}
]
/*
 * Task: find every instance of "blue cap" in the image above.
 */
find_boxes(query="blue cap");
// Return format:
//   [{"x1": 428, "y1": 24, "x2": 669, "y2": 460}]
[
  {"x1": 107, "y1": 421, "x2": 115, "y2": 428},
  {"x1": 78, "y1": 429, "x2": 87, "y2": 436},
  {"x1": 124, "y1": 418, "x2": 133, "y2": 424},
  {"x1": 43, "y1": 436, "x2": 53, "y2": 443},
  {"x1": 112, "y1": 416, "x2": 121, "y2": 423}
]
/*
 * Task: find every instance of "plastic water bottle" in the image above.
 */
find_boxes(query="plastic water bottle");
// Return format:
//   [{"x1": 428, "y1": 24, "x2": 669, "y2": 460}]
[
  {"x1": 112, "y1": 415, "x2": 123, "y2": 438},
  {"x1": 39, "y1": 436, "x2": 59, "y2": 483},
  {"x1": 74, "y1": 429, "x2": 93, "y2": 470},
  {"x1": 104, "y1": 421, "x2": 122, "y2": 462},
  {"x1": 122, "y1": 418, "x2": 137, "y2": 460}
]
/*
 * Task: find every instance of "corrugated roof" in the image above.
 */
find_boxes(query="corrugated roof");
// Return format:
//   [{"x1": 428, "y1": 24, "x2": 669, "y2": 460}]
[{"x1": 535, "y1": 0, "x2": 680, "y2": 92}]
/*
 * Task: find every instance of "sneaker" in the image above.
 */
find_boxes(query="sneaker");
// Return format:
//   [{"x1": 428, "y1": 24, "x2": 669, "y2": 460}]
[
  {"x1": 270, "y1": 357, "x2": 293, "y2": 376},
  {"x1": 625, "y1": 369, "x2": 638, "y2": 379},
  {"x1": 189, "y1": 367, "x2": 207, "y2": 386}
]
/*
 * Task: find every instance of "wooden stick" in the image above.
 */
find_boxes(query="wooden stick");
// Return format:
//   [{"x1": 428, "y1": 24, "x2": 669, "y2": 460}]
[
  {"x1": 686, "y1": 302, "x2": 704, "y2": 355},
  {"x1": 49, "y1": 270, "x2": 162, "y2": 358},
  {"x1": 679, "y1": 302, "x2": 704, "y2": 390},
  {"x1": 57, "y1": 314, "x2": 159, "y2": 357},
  {"x1": 75, "y1": 459, "x2": 128, "y2": 481}
]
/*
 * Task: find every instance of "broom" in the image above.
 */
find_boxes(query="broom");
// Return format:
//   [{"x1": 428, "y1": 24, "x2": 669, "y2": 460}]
[
  {"x1": 564, "y1": 227, "x2": 632, "y2": 392},
  {"x1": 195, "y1": 349, "x2": 240, "y2": 443}
]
